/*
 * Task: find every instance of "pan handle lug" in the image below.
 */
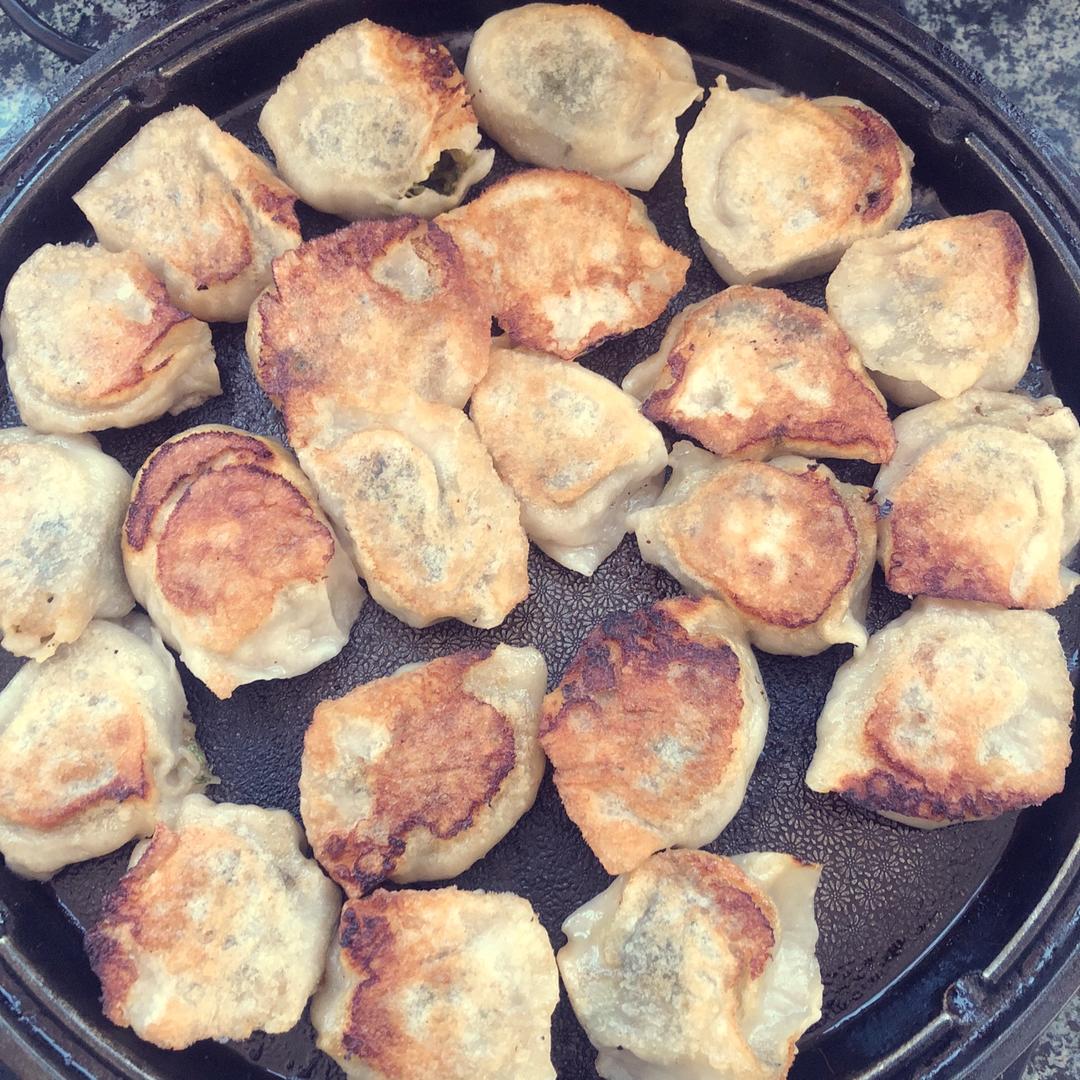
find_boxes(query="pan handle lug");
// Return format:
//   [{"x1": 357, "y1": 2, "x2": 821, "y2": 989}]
[{"x1": 0, "y1": 0, "x2": 94, "y2": 63}]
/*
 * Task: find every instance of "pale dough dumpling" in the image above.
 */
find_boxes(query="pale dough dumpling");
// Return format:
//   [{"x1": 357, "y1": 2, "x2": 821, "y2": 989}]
[
  {"x1": 806, "y1": 598, "x2": 1073, "y2": 827},
  {"x1": 631, "y1": 443, "x2": 878, "y2": 654},
  {"x1": 465, "y1": 4, "x2": 701, "y2": 190},
  {"x1": 623, "y1": 285, "x2": 896, "y2": 462},
  {"x1": 826, "y1": 211, "x2": 1039, "y2": 406},
  {"x1": 558, "y1": 849, "x2": 823, "y2": 1080},
  {"x1": 122, "y1": 425, "x2": 364, "y2": 699},
  {"x1": 301, "y1": 644, "x2": 547, "y2": 894},
  {"x1": 86, "y1": 794, "x2": 339, "y2": 1050},
  {"x1": 440, "y1": 168, "x2": 689, "y2": 359},
  {"x1": 541, "y1": 596, "x2": 767, "y2": 874},
  {"x1": 74, "y1": 105, "x2": 301, "y2": 321},
  {"x1": 260, "y1": 20, "x2": 493, "y2": 219},
  {"x1": 683, "y1": 77, "x2": 914, "y2": 284},
  {"x1": 0, "y1": 428, "x2": 134, "y2": 660},
  {"x1": 470, "y1": 343, "x2": 667, "y2": 574},
  {"x1": 875, "y1": 390, "x2": 1080, "y2": 609},
  {"x1": 312, "y1": 888, "x2": 559, "y2": 1080},
  {"x1": 0, "y1": 616, "x2": 208, "y2": 880}
]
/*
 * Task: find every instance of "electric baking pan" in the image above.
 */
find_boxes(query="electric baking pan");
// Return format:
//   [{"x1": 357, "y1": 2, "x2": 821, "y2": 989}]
[{"x1": 0, "y1": 1, "x2": 1078, "y2": 1077}]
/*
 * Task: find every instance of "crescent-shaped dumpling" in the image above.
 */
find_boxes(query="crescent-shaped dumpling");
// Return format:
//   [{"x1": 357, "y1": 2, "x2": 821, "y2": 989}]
[
  {"x1": 875, "y1": 390, "x2": 1080, "y2": 608},
  {"x1": 0, "y1": 428, "x2": 134, "y2": 660},
  {"x1": 465, "y1": 4, "x2": 701, "y2": 190},
  {"x1": 74, "y1": 106, "x2": 301, "y2": 322},
  {"x1": 122, "y1": 425, "x2": 364, "y2": 699},
  {"x1": 826, "y1": 211, "x2": 1039, "y2": 406},
  {"x1": 623, "y1": 286, "x2": 896, "y2": 462},
  {"x1": 541, "y1": 596, "x2": 767, "y2": 874},
  {"x1": 806, "y1": 598, "x2": 1073, "y2": 827},
  {"x1": 470, "y1": 343, "x2": 667, "y2": 574},
  {"x1": 558, "y1": 848, "x2": 823, "y2": 1080},
  {"x1": 259, "y1": 20, "x2": 494, "y2": 220},
  {"x1": 631, "y1": 442, "x2": 878, "y2": 654},
  {"x1": 683, "y1": 77, "x2": 914, "y2": 284}
]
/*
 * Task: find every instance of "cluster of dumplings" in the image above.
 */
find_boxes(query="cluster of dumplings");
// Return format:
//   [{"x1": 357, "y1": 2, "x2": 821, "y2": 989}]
[{"x1": 0, "y1": 3, "x2": 1075, "y2": 1078}]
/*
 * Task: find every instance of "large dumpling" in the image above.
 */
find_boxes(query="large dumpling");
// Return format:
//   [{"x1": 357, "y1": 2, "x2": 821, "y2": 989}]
[
  {"x1": 470, "y1": 343, "x2": 667, "y2": 574},
  {"x1": 301, "y1": 644, "x2": 547, "y2": 894},
  {"x1": 826, "y1": 211, "x2": 1039, "y2": 406},
  {"x1": 465, "y1": 4, "x2": 701, "y2": 190},
  {"x1": 623, "y1": 285, "x2": 895, "y2": 462},
  {"x1": 875, "y1": 390, "x2": 1080, "y2": 608},
  {"x1": 0, "y1": 428, "x2": 134, "y2": 660},
  {"x1": 122, "y1": 425, "x2": 364, "y2": 698},
  {"x1": 631, "y1": 443, "x2": 878, "y2": 654},
  {"x1": 806, "y1": 598, "x2": 1073, "y2": 827},
  {"x1": 683, "y1": 77, "x2": 913, "y2": 284},
  {"x1": 1, "y1": 243, "x2": 220, "y2": 433},
  {"x1": 558, "y1": 848, "x2": 823, "y2": 1080},
  {"x1": 541, "y1": 596, "x2": 767, "y2": 874},
  {"x1": 74, "y1": 106, "x2": 301, "y2": 321},
  {"x1": 260, "y1": 20, "x2": 493, "y2": 219}
]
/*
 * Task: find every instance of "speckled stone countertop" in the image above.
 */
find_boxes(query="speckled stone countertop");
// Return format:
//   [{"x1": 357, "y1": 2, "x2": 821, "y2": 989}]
[{"x1": 0, "y1": 2, "x2": 1077, "y2": 1079}]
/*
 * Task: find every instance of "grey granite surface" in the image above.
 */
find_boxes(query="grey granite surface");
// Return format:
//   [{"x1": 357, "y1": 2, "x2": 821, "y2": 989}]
[{"x1": 0, "y1": 2, "x2": 1077, "y2": 1079}]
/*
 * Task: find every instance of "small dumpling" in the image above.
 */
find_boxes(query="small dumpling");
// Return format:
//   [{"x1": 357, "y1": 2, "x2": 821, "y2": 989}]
[
  {"x1": 558, "y1": 849, "x2": 823, "y2": 1080},
  {"x1": 86, "y1": 794, "x2": 339, "y2": 1050},
  {"x1": 440, "y1": 169, "x2": 689, "y2": 359},
  {"x1": 122, "y1": 425, "x2": 364, "y2": 699},
  {"x1": 295, "y1": 397, "x2": 529, "y2": 629},
  {"x1": 0, "y1": 616, "x2": 208, "y2": 880},
  {"x1": 0, "y1": 428, "x2": 134, "y2": 660},
  {"x1": 826, "y1": 211, "x2": 1039, "y2": 406},
  {"x1": 875, "y1": 390, "x2": 1080, "y2": 608},
  {"x1": 247, "y1": 218, "x2": 490, "y2": 442},
  {"x1": 465, "y1": 4, "x2": 701, "y2": 190},
  {"x1": 259, "y1": 20, "x2": 493, "y2": 220},
  {"x1": 470, "y1": 343, "x2": 667, "y2": 574},
  {"x1": 1, "y1": 243, "x2": 220, "y2": 433},
  {"x1": 623, "y1": 286, "x2": 896, "y2": 462},
  {"x1": 806, "y1": 598, "x2": 1073, "y2": 827},
  {"x1": 631, "y1": 443, "x2": 878, "y2": 654},
  {"x1": 683, "y1": 77, "x2": 914, "y2": 285},
  {"x1": 541, "y1": 596, "x2": 767, "y2": 874},
  {"x1": 301, "y1": 644, "x2": 547, "y2": 894},
  {"x1": 312, "y1": 888, "x2": 559, "y2": 1080},
  {"x1": 74, "y1": 105, "x2": 301, "y2": 321}
]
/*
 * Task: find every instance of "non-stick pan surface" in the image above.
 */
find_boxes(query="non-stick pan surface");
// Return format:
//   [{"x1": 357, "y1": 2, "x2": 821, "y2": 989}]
[{"x1": 0, "y1": 2, "x2": 1078, "y2": 1078}]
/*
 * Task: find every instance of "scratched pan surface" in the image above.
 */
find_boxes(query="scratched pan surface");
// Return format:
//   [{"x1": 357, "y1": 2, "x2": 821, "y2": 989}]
[{"x1": 0, "y1": 1, "x2": 1079, "y2": 1078}]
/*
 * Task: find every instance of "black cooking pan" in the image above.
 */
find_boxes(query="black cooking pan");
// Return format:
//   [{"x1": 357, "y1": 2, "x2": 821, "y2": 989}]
[{"x1": 0, "y1": 1, "x2": 1078, "y2": 1077}]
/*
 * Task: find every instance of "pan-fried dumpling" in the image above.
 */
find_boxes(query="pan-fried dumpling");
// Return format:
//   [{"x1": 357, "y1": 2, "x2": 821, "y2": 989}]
[
  {"x1": 465, "y1": 4, "x2": 701, "y2": 190},
  {"x1": 259, "y1": 20, "x2": 493, "y2": 220},
  {"x1": 0, "y1": 428, "x2": 134, "y2": 660},
  {"x1": 295, "y1": 397, "x2": 529, "y2": 629},
  {"x1": 683, "y1": 77, "x2": 914, "y2": 285},
  {"x1": 122, "y1": 425, "x2": 364, "y2": 699},
  {"x1": 875, "y1": 390, "x2": 1080, "y2": 608},
  {"x1": 470, "y1": 344, "x2": 666, "y2": 574},
  {"x1": 541, "y1": 597, "x2": 767, "y2": 874},
  {"x1": 312, "y1": 888, "x2": 558, "y2": 1080},
  {"x1": 1, "y1": 243, "x2": 220, "y2": 432},
  {"x1": 558, "y1": 849, "x2": 823, "y2": 1080},
  {"x1": 631, "y1": 443, "x2": 878, "y2": 654},
  {"x1": 86, "y1": 794, "x2": 339, "y2": 1050},
  {"x1": 0, "y1": 616, "x2": 208, "y2": 880},
  {"x1": 247, "y1": 218, "x2": 490, "y2": 441},
  {"x1": 74, "y1": 105, "x2": 301, "y2": 322},
  {"x1": 623, "y1": 286, "x2": 895, "y2": 462},
  {"x1": 301, "y1": 645, "x2": 547, "y2": 894},
  {"x1": 440, "y1": 169, "x2": 689, "y2": 359},
  {"x1": 826, "y1": 211, "x2": 1039, "y2": 406},
  {"x1": 806, "y1": 598, "x2": 1073, "y2": 827}
]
